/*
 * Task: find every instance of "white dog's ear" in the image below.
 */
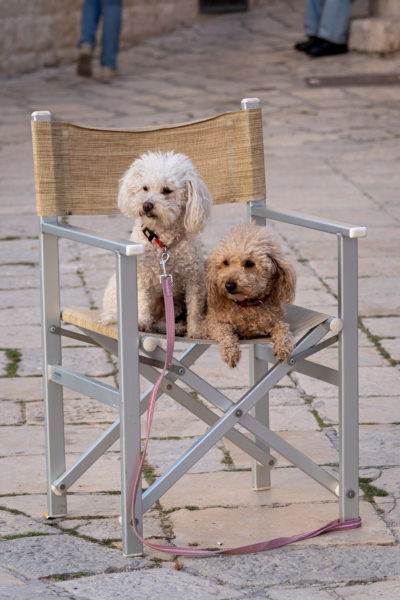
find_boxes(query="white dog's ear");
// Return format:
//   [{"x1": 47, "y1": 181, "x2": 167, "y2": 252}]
[
  {"x1": 118, "y1": 160, "x2": 141, "y2": 217},
  {"x1": 184, "y1": 176, "x2": 213, "y2": 234},
  {"x1": 117, "y1": 170, "x2": 131, "y2": 216}
]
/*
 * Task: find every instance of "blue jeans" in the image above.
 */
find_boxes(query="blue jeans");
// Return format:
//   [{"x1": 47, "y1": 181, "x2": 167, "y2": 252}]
[
  {"x1": 78, "y1": 0, "x2": 122, "y2": 68},
  {"x1": 304, "y1": 0, "x2": 353, "y2": 44}
]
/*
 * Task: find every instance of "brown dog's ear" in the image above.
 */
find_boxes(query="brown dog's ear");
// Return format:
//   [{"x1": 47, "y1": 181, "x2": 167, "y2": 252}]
[{"x1": 268, "y1": 254, "x2": 296, "y2": 305}]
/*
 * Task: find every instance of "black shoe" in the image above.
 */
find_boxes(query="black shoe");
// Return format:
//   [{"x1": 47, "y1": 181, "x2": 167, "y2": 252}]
[
  {"x1": 294, "y1": 36, "x2": 321, "y2": 53},
  {"x1": 307, "y1": 39, "x2": 348, "y2": 57}
]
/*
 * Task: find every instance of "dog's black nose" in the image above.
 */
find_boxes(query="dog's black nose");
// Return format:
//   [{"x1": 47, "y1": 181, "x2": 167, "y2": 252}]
[
  {"x1": 142, "y1": 201, "x2": 154, "y2": 213},
  {"x1": 225, "y1": 280, "x2": 236, "y2": 293}
]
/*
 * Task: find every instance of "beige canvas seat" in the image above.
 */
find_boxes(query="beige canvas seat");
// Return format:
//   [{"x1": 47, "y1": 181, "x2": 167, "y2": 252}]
[{"x1": 32, "y1": 98, "x2": 366, "y2": 556}]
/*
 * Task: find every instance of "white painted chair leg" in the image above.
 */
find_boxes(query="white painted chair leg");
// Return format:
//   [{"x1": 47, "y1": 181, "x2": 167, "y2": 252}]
[{"x1": 250, "y1": 344, "x2": 272, "y2": 490}]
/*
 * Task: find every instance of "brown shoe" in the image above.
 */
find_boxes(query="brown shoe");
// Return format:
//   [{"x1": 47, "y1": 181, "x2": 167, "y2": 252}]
[
  {"x1": 97, "y1": 65, "x2": 118, "y2": 84},
  {"x1": 77, "y1": 43, "x2": 93, "y2": 77}
]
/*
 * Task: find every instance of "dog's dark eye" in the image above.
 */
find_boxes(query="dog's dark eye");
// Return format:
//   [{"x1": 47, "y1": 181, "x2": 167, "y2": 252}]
[
  {"x1": 143, "y1": 186, "x2": 149, "y2": 191},
  {"x1": 222, "y1": 259, "x2": 229, "y2": 266},
  {"x1": 162, "y1": 187, "x2": 172, "y2": 195},
  {"x1": 244, "y1": 260, "x2": 255, "y2": 268}
]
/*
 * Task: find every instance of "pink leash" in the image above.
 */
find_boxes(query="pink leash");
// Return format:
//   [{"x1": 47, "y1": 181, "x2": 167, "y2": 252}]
[{"x1": 130, "y1": 255, "x2": 361, "y2": 557}]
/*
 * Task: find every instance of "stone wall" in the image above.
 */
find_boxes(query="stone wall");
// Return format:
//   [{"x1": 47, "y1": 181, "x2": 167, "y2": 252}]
[
  {"x1": 350, "y1": 0, "x2": 400, "y2": 52},
  {"x1": 0, "y1": 0, "x2": 266, "y2": 78}
]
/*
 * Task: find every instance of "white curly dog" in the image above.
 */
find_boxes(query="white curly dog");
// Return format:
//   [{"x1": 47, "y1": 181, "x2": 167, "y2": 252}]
[{"x1": 101, "y1": 150, "x2": 213, "y2": 338}]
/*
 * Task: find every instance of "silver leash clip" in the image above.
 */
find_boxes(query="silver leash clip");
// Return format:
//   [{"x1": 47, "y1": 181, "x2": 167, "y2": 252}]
[{"x1": 160, "y1": 250, "x2": 173, "y2": 284}]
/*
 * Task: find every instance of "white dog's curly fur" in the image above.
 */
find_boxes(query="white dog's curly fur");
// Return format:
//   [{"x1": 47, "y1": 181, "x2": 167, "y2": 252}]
[{"x1": 101, "y1": 151, "x2": 213, "y2": 337}]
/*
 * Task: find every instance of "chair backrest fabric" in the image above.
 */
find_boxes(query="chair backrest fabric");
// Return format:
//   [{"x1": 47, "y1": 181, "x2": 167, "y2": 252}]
[{"x1": 31, "y1": 108, "x2": 266, "y2": 216}]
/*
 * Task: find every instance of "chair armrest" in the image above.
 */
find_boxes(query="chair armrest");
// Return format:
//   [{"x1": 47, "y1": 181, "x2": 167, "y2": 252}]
[
  {"x1": 40, "y1": 220, "x2": 144, "y2": 256},
  {"x1": 252, "y1": 206, "x2": 367, "y2": 239}
]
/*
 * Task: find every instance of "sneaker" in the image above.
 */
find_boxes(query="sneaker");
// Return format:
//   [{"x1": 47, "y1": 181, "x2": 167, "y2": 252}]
[
  {"x1": 97, "y1": 65, "x2": 118, "y2": 83},
  {"x1": 77, "y1": 42, "x2": 93, "y2": 77}
]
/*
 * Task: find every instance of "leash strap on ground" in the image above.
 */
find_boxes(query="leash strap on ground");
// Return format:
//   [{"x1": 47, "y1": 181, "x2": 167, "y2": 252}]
[{"x1": 130, "y1": 278, "x2": 362, "y2": 557}]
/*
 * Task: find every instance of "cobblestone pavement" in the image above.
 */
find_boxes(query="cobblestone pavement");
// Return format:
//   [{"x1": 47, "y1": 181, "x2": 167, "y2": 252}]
[{"x1": 1, "y1": 1, "x2": 400, "y2": 598}]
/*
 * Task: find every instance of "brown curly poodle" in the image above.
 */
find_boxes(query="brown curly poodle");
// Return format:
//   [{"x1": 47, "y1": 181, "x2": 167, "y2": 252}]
[{"x1": 201, "y1": 223, "x2": 296, "y2": 368}]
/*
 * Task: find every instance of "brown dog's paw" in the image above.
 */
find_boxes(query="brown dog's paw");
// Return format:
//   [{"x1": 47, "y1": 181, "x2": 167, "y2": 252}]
[
  {"x1": 175, "y1": 322, "x2": 187, "y2": 337},
  {"x1": 273, "y1": 341, "x2": 293, "y2": 363},
  {"x1": 221, "y1": 341, "x2": 241, "y2": 369},
  {"x1": 187, "y1": 323, "x2": 203, "y2": 339}
]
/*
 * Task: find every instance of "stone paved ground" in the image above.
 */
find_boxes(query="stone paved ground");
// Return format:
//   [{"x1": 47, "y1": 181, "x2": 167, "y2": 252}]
[{"x1": 1, "y1": 0, "x2": 400, "y2": 598}]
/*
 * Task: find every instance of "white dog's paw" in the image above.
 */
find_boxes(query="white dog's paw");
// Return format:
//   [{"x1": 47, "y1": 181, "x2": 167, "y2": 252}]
[
  {"x1": 100, "y1": 312, "x2": 117, "y2": 325},
  {"x1": 138, "y1": 320, "x2": 152, "y2": 333}
]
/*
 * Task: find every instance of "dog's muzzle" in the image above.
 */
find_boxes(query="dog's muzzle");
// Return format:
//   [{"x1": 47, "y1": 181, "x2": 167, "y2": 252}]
[
  {"x1": 142, "y1": 201, "x2": 154, "y2": 214},
  {"x1": 225, "y1": 280, "x2": 237, "y2": 293}
]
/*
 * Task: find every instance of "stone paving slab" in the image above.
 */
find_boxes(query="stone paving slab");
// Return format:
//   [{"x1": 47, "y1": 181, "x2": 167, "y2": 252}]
[
  {"x1": 160, "y1": 468, "x2": 334, "y2": 510},
  {"x1": 0, "y1": 579, "x2": 68, "y2": 600},
  {"x1": 307, "y1": 345, "x2": 386, "y2": 370},
  {"x1": 0, "y1": 424, "x2": 119, "y2": 457},
  {"x1": 226, "y1": 430, "x2": 338, "y2": 470},
  {"x1": 0, "y1": 493, "x2": 121, "y2": 520},
  {"x1": 170, "y1": 500, "x2": 394, "y2": 550},
  {"x1": 1, "y1": 325, "x2": 42, "y2": 349},
  {"x1": 61, "y1": 511, "x2": 163, "y2": 542},
  {"x1": 295, "y1": 366, "x2": 400, "y2": 399},
  {"x1": 18, "y1": 345, "x2": 112, "y2": 378},
  {"x1": 141, "y1": 407, "x2": 209, "y2": 439},
  {"x1": 363, "y1": 316, "x2": 400, "y2": 338},
  {"x1": 146, "y1": 438, "x2": 227, "y2": 475},
  {"x1": 375, "y1": 497, "x2": 400, "y2": 537},
  {"x1": 314, "y1": 396, "x2": 400, "y2": 425},
  {"x1": 0, "y1": 453, "x2": 123, "y2": 495},
  {"x1": 333, "y1": 579, "x2": 400, "y2": 599},
  {"x1": 382, "y1": 338, "x2": 400, "y2": 362},
  {"x1": 0, "y1": 456, "x2": 47, "y2": 495},
  {"x1": 0, "y1": 400, "x2": 24, "y2": 425},
  {"x1": 355, "y1": 425, "x2": 400, "y2": 467},
  {"x1": 0, "y1": 377, "x2": 44, "y2": 401},
  {"x1": 56, "y1": 564, "x2": 242, "y2": 600},
  {"x1": 0, "y1": 350, "x2": 8, "y2": 376},
  {"x1": 0, "y1": 534, "x2": 145, "y2": 579},
  {"x1": 266, "y1": 588, "x2": 334, "y2": 600},
  {"x1": 375, "y1": 467, "x2": 400, "y2": 496},
  {"x1": 0, "y1": 509, "x2": 60, "y2": 538},
  {"x1": 25, "y1": 387, "x2": 119, "y2": 424},
  {"x1": 182, "y1": 545, "x2": 400, "y2": 588},
  {"x1": 146, "y1": 397, "x2": 317, "y2": 439}
]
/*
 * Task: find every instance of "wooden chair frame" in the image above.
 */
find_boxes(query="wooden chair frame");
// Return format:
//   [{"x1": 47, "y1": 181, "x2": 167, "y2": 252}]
[{"x1": 32, "y1": 98, "x2": 366, "y2": 556}]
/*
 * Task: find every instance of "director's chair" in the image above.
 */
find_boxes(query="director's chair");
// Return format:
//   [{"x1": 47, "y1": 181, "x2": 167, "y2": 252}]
[{"x1": 32, "y1": 98, "x2": 366, "y2": 556}]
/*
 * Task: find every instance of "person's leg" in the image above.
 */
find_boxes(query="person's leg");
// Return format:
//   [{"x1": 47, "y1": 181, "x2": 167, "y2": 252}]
[
  {"x1": 304, "y1": 0, "x2": 325, "y2": 38},
  {"x1": 294, "y1": 0, "x2": 324, "y2": 53},
  {"x1": 317, "y1": 0, "x2": 353, "y2": 44},
  {"x1": 77, "y1": 0, "x2": 102, "y2": 76},
  {"x1": 100, "y1": 0, "x2": 122, "y2": 69},
  {"x1": 307, "y1": 0, "x2": 353, "y2": 56},
  {"x1": 78, "y1": 0, "x2": 102, "y2": 48}
]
